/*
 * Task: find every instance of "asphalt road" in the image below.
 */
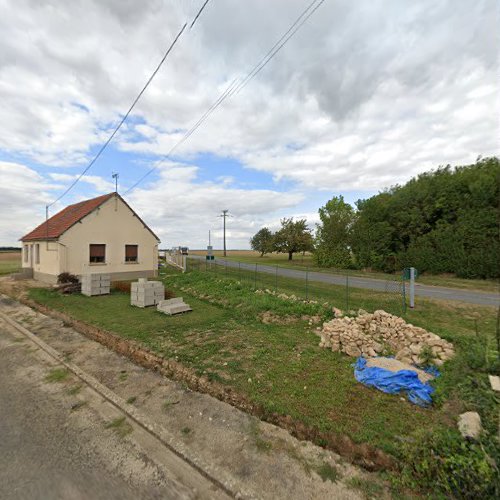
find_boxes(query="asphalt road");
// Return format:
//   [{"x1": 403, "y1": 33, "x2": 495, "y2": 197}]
[{"x1": 188, "y1": 256, "x2": 500, "y2": 307}]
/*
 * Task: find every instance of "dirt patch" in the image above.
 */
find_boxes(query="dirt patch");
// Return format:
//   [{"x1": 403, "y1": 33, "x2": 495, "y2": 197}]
[
  {"x1": 0, "y1": 251, "x2": 21, "y2": 261},
  {"x1": 258, "y1": 311, "x2": 322, "y2": 325},
  {"x1": 14, "y1": 292, "x2": 396, "y2": 472}
]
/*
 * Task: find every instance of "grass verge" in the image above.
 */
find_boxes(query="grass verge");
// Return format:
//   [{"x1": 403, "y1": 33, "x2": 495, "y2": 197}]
[{"x1": 28, "y1": 271, "x2": 499, "y2": 496}]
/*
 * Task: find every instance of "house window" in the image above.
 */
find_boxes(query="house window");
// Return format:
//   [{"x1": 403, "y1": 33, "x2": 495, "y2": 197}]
[
  {"x1": 24, "y1": 245, "x2": 29, "y2": 263},
  {"x1": 35, "y1": 243, "x2": 40, "y2": 264},
  {"x1": 125, "y1": 245, "x2": 138, "y2": 262},
  {"x1": 89, "y1": 244, "x2": 106, "y2": 263}
]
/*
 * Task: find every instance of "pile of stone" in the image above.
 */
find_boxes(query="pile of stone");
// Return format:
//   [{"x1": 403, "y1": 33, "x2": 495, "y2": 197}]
[
  {"x1": 319, "y1": 309, "x2": 454, "y2": 366},
  {"x1": 81, "y1": 274, "x2": 110, "y2": 296},
  {"x1": 157, "y1": 297, "x2": 192, "y2": 316},
  {"x1": 131, "y1": 278, "x2": 164, "y2": 308}
]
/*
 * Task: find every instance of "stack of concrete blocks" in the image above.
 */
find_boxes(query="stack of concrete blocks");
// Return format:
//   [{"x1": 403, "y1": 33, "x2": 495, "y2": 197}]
[
  {"x1": 81, "y1": 274, "x2": 110, "y2": 296},
  {"x1": 131, "y1": 278, "x2": 165, "y2": 308},
  {"x1": 157, "y1": 297, "x2": 192, "y2": 316}
]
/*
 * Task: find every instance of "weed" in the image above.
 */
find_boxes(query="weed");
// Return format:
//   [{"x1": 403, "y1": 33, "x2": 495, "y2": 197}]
[
  {"x1": 248, "y1": 420, "x2": 272, "y2": 453},
  {"x1": 45, "y1": 367, "x2": 69, "y2": 383},
  {"x1": 347, "y1": 476, "x2": 384, "y2": 499},
  {"x1": 181, "y1": 426, "x2": 192, "y2": 435},
  {"x1": 105, "y1": 416, "x2": 133, "y2": 438},
  {"x1": 126, "y1": 396, "x2": 137, "y2": 404},
  {"x1": 163, "y1": 399, "x2": 180, "y2": 410},
  {"x1": 419, "y1": 345, "x2": 435, "y2": 366},
  {"x1": 399, "y1": 428, "x2": 497, "y2": 498},
  {"x1": 119, "y1": 371, "x2": 128, "y2": 381},
  {"x1": 67, "y1": 384, "x2": 82, "y2": 395},
  {"x1": 315, "y1": 463, "x2": 340, "y2": 483},
  {"x1": 70, "y1": 401, "x2": 87, "y2": 411}
]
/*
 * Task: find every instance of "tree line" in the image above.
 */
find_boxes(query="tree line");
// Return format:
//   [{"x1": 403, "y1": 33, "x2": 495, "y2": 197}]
[{"x1": 250, "y1": 157, "x2": 499, "y2": 278}]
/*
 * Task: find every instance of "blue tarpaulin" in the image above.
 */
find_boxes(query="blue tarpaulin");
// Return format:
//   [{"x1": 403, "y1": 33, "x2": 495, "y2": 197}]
[{"x1": 353, "y1": 357, "x2": 438, "y2": 407}]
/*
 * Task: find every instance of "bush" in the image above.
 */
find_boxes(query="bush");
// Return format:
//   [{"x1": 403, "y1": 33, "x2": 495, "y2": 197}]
[
  {"x1": 400, "y1": 428, "x2": 498, "y2": 498},
  {"x1": 57, "y1": 272, "x2": 79, "y2": 284}
]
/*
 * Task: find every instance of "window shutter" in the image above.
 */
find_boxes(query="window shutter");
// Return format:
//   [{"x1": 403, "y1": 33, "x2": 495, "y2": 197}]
[
  {"x1": 89, "y1": 244, "x2": 106, "y2": 262},
  {"x1": 125, "y1": 245, "x2": 138, "y2": 261}
]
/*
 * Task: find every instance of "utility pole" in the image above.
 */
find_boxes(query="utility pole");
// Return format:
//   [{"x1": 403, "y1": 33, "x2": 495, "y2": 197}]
[{"x1": 219, "y1": 210, "x2": 230, "y2": 257}]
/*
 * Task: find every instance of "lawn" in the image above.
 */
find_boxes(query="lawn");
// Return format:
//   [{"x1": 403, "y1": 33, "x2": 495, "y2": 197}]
[
  {"x1": 28, "y1": 269, "x2": 499, "y2": 465},
  {"x1": 0, "y1": 251, "x2": 21, "y2": 276},
  {"x1": 189, "y1": 250, "x2": 499, "y2": 293}
]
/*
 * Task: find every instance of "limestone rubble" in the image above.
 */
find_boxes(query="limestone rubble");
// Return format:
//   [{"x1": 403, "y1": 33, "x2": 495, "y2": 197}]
[{"x1": 318, "y1": 309, "x2": 455, "y2": 366}]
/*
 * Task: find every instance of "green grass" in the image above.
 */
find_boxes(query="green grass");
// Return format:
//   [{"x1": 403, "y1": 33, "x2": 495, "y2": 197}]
[
  {"x1": 189, "y1": 250, "x2": 498, "y2": 292},
  {"x1": 346, "y1": 476, "x2": 384, "y2": 498},
  {"x1": 67, "y1": 384, "x2": 82, "y2": 395},
  {"x1": 105, "y1": 416, "x2": 133, "y2": 438},
  {"x1": 45, "y1": 367, "x2": 69, "y2": 383},
  {"x1": 315, "y1": 463, "x2": 340, "y2": 483},
  {"x1": 0, "y1": 255, "x2": 21, "y2": 276},
  {"x1": 28, "y1": 269, "x2": 498, "y2": 464}
]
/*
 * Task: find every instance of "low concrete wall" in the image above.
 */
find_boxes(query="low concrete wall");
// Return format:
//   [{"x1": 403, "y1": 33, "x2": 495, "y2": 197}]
[{"x1": 33, "y1": 271, "x2": 58, "y2": 284}]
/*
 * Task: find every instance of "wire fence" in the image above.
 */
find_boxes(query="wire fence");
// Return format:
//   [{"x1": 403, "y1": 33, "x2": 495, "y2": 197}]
[{"x1": 184, "y1": 257, "x2": 407, "y2": 316}]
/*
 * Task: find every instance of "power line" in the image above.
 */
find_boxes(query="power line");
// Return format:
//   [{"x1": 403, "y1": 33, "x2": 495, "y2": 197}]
[
  {"x1": 228, "y1": 0, "x2": 325, "y2": 98},
  {"x1": 48, "y1": 0, "x2": 213, "y2": 208},
  {"x1": 47, "y1": 23, "x2": 187, "y2": 208},
  {"x1": 123, "y1": 0, "x2": 325, "y2": 195},
  {"x1": 190, "y1": 0, "x2": 211, "y2": 29}
]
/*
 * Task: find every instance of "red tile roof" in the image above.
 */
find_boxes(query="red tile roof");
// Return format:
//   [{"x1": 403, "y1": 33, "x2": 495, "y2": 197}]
[{"x1": 21, "y1": 193, "x2": 115, "y2": 241}]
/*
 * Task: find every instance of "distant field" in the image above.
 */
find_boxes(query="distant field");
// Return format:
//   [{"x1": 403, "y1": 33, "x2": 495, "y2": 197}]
[
  {"x1": 189, "y1": 250, "x2": 498, "y2": 293},
  {"x1": 0, "y1": 251, "x2": 21, "y2": 276}
]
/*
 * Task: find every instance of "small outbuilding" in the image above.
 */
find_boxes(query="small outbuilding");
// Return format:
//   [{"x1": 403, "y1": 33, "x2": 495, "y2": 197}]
[{"x1": 20, "y1": 192, "x2": 160, "y2": 283}]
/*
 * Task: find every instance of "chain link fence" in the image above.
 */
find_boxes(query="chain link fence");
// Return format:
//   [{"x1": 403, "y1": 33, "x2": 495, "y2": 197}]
[{"x1": 184, "y1": 257, "x2": 407, "y2": 315}]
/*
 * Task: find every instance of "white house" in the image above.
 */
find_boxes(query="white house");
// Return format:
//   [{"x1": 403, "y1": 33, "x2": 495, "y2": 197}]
[{"x1": 20, "y1": 192, "x2": 160, "y2": 283}]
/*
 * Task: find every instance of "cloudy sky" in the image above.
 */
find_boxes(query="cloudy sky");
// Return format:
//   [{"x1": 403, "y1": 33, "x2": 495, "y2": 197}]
[{"x1": 0, "y1": 0, "x2": 498, "y2": 248}]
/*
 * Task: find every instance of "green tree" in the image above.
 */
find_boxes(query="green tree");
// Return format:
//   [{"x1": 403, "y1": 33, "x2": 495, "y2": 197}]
[
  {"x1": 250, "y1": 227, "x2": 274, "y2": 257},
  {"x1": 273, "y1": 218, "x2": 313, "y2": 260},
  {"x1": 314, "y1": 195, "x2": 354, "y2": 268},
  {"x1": 350, "y1": 157, "x2": 500, "y2": 278}
]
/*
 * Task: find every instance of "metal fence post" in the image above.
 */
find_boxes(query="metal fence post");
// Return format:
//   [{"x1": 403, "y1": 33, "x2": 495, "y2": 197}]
[
  {"x1": 345, "y1": 270, "x2": 349, "y2": 311},
  {"x1": 305, "y1": 267, "x2": 309, "y2": 300},
  {"x1": 401, "y1": 270, "x2": 407, "y2": 314},
  {"x1": 409, "y1": 267, "x2": 415, "y2": 309}
]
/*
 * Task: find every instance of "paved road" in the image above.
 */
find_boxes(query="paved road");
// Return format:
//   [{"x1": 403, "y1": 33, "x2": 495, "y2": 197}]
[{"x1": 188, "y1": 256, "x2": 500, "y2": 307}]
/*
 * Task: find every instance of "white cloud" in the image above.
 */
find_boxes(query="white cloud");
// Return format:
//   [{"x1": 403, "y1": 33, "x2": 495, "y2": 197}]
[
  {"x1": 126, "y1": 162, "x2": 304, "y2": 248},
  {"x1": 0, "y1": 161, "x2": 59, "y2": 245},
  {"x1": 0, "y1": 0, "x2": 498, "y2": 246}
]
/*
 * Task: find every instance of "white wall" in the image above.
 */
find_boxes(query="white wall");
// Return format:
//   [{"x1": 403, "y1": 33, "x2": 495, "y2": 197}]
[{"x1": 60, "y1": 194, "x2": 159, "y2": 277}]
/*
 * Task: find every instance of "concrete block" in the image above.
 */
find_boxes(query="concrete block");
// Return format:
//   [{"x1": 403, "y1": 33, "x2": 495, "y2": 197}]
[
  {"x1": 158, "y1": 298, "x2": 184, "y2": 307},
  {"x1": 138, "y1": 278, "x2": 147, "y2": 283},
  {"x1": 158, "y1": 303, "x2": 192, "y2": 315}
]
